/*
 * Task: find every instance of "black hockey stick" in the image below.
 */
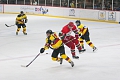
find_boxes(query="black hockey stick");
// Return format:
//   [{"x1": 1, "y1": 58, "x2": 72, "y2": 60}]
[
  {"x1": 21, "y1": 53, "x2": 41, "y2": 67},
  {"x1": 5, "y1": 24, "x2": 15, "y2": 27}
]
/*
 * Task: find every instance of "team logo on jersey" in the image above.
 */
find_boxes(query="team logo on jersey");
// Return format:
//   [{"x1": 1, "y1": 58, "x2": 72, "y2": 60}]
[{"x1": 69, "y1": 9, "x2": 75, "y2": 16}]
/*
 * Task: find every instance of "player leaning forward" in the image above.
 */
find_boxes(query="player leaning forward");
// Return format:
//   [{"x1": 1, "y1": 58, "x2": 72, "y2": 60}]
[
  {"x1": 15, "y1": 11, "x2": 28, "y2": 35},
  {"x1": 59, "y1": 22, "x2": 85, "y2": 59},
  {"x1": 75, "y1": 20, "x2": 97, "y2": 52},
  {"x1": 40, "y1": 30, "x2": 74, "y2": 67}
]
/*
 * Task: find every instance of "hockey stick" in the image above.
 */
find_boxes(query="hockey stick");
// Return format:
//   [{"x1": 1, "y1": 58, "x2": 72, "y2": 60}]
[
  {"x1": 21, "y1": 53, "x2": 41, "y2": 67},
  {"x1": 5, "y1": 24, "x2": 15, "y2": 27}
]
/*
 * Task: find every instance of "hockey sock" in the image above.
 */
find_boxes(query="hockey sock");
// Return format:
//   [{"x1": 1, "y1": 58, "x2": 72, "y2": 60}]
[
  {"x1": 86, "y1": 41, "x2": 94, "y2": 48},
  {"x1": 23, "y1": 27, "x2": 26, "y2": 33},
  {"x1": 71, "y1": 49, "x2": 75, "y2": 56},
  {"x1": 79, "y1": 38, "x2": 84, "y2": 47},
  {"x1": 16, "y1": 28, "x2": 20, "y2": 32},
  {"x1": 61, "y1": 54, "x2": 71, "y2": 62}
]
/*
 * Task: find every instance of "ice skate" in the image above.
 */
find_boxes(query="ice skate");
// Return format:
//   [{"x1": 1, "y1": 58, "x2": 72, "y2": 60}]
[
  {"x1": 79, "y1": 49, "x2": 86, "y2": 54},
  {"x1": 16, "y1": 32, "x2": 18, "y2": 35},
  {"x1": 23, "y1": 32, "x2": 27, "y2": 35},
  {"x1": 72, "y1": 55, "x2": 79, "y2": 59},
  {"x1": 69, "y1": 61, "x2": 74, "y2": 67},
  {"x1": 60, "y1": 58, "x2": 63, "y2": 64},
  {"x1": 93, "y1": 47, "x2": 97, "y2": 52},
  {"x1": 82, "y1": 46, "x2": 86, "y2": 52}
]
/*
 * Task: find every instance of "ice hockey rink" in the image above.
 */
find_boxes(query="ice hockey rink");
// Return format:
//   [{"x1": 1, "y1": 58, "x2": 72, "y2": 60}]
[{"x1": 0, "y1": 14, "x2": 120, "y2": 80}]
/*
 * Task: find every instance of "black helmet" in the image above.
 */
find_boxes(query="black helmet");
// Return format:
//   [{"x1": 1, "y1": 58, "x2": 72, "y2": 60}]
[
  {"x1": 46, "y1": 30, "x2": 53, "y2": 34},
  {"x1": 20, "y1": 11, "x2": 24, "y2": 14},
  {"x1": 75, "y1": 20, "x2": 81, "y2": 24},
  {"x1": 75, "y1": 20, "x2": 81, "y2": 26}
]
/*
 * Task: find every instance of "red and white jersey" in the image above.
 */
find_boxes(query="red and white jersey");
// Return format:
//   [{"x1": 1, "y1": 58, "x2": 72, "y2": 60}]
[{"x1": 61, "y1": 24, "x2": 78, "y2": 36}]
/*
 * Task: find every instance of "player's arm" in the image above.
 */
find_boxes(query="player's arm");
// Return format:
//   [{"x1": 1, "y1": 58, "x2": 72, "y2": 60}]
[
  {"x1": 78, "y1": 24, "x2": 87, "y2": 36},
  {"x1": 16, "y1": 15, "x2": 24, "y2": 24},
  {"x1": 40, "y1": 38, "x2": 50, "y2": 53},
  {"x1": 23, "y1": 14, "x2": 28, "y2": 23},
  {"x1": 82, "y1": 26, "x2": 87, "y2": 35},
  {"x1": 72, "y1": 25, "x2": 79, "y2": 39},
  {"x1": 44, "y1": 38, "x2": 51, "y2": 50},
  {"x1": 59, "y1": 32, "x2": 66, "y2": 40}
]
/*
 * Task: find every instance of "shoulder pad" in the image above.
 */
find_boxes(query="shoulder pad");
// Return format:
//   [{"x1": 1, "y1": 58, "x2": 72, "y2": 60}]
[{"x1": 78, "y1": 24, "x2": 84, "y2": 28}]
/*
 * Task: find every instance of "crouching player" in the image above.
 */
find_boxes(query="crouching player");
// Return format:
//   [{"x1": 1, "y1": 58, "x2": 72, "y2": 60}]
[
  {"x1": 75, "y1": 20, "x2": 97, "y2": 52},
  {"x1": 40, "y1": 30, "x2": 74, "y2": 67},
  {"x1": 16, "y1": 11, "x2": 28, "y2": 35}
]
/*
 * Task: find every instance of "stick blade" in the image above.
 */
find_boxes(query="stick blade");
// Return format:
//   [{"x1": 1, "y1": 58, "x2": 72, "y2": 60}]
[
  {"x1": 21, "y1": 65, "x2": 28, "y2": 67},
  {"x1": 5, "y1": 24, "x2": 9, "y2": 27}
]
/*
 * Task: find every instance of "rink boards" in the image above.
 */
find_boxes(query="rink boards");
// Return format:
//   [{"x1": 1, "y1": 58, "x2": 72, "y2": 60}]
[{"x1": 0, "y1": 4, "x2": 120, "y2": 24}]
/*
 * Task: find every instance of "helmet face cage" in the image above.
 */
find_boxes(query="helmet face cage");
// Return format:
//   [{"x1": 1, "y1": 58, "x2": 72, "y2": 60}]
[{"x1": 75, "y1": 20, "x2": 81, "y2": 26}]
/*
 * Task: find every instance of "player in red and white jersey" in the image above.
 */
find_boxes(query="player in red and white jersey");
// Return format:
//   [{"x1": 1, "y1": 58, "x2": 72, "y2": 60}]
[{"x1": 59, "y1": 22, "x2": 85, "y2": 59}]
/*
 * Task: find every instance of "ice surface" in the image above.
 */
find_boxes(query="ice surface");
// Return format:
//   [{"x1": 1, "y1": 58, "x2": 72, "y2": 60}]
[{"x1": 0, "y1": 14, "x2": 120, "y2": 80}]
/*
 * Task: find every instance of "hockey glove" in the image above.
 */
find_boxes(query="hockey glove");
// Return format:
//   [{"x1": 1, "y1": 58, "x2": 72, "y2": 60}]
[
  {"x1": 48, "y1": 40, "x2": 51, "y2": 44},
  {"x1": 79, "y1": 34, "x2": 81, "y2": 36},
  {"x1": 40, "y1": 48, "x2": 45, "y2": 53},
  {"x1": 59, "y1": 32, "x2": 66, "y2": 40},
  {"x1": 25, "y1": 19, "x2": 28, "y2": 23}
]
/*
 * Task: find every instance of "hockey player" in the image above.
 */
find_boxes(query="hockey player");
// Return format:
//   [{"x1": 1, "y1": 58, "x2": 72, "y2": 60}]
[
  {"x1": 15, "y1": 11, "x2": 28, "y2": 35},
  {"x1": 75, "y1": 20, "x2": 97, "y2": 52},
  {"x1": 40, "y1": 30, "x2": 74, "y2": 67},
  {"x1": 59, "y1": 22, "x2": 85, "y2": 59}
]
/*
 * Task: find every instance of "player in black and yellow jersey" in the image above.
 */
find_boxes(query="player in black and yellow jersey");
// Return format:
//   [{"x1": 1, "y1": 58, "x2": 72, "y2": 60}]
[
  {"x1": 40, "y1": 30, "x2": 74, "y2": 67},
  {"x1": 75, "y1": 20, "x2": 97, "y2": 52},
  {"x1": 16, "y1": 11, "x2": 28, "y2": 35}
]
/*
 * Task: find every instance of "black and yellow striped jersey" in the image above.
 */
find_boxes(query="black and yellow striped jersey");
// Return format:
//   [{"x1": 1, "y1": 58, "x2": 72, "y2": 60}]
[
  {"x1": 16, "y1": 14, "x2": 27, "y2": 24},
  {"x1": 44, "y1": 32, "x2": 63, "y2": 49},
  {"x1": 77, "y1": 24, "x2": 89, "y2": 36}
]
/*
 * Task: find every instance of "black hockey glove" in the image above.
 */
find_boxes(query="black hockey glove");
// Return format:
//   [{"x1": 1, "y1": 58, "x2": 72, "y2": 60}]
[
  {"x1": 48, "y1": 40, "x2": 51, "y2": 44},
  {"x1": 40, "y1": 48, "x2": 45, "y2": 53},
  {"x1": 58, "y1": 32, "x2": 66, "y2": 40},
  {"x1": 79, "y1": 34, "x2": 81, "y2": 36},
  {"x1": 80, "y1": 35, "x2": 84, "y2": 39},
  {"x1": 25, "y1": 19, "x2": 28, "y2": 23}
]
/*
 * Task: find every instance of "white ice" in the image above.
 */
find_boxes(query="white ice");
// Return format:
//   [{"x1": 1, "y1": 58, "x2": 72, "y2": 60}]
[{"x1": 0, "y1": 14, "x2": 120, "y2": 80}]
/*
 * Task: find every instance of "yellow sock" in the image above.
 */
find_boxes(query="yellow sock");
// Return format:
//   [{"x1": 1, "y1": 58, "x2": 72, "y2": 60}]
[
  {"x1": 23, "y1": 27, "x2": 26, "y2": 33},
  {"x1": 16, "y1": 28, "x2": 20, "y2": 32},
  {"x1": 61, "y1": 54, "x2": 71, "y2": 62},
  {"x1": 86, "y1": 41, "x2": 94, "y2": 48}
]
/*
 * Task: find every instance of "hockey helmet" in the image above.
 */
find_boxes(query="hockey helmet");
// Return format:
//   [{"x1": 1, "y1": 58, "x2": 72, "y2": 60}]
[
  {"x1": 75, "y1": 20, "x2": 81, "y2": 26},
  {"x1": 68, "y1": 22, "x2": 74, "y2": 27},
  {"x1": 46, "y1": 30, "x2": 53, "y2": 34},
  {"x1": 20, "y1": 11, "x2": 24, "y2": 14}
]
